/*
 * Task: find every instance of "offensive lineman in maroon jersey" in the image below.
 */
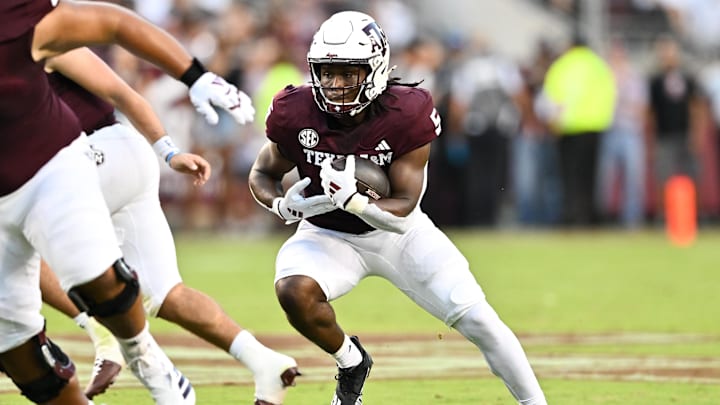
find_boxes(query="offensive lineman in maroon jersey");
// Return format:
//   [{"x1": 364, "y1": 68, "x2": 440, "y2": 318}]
[
  {"x1": 40, "y1": 46, "x2": 299, "y2": 403},
  {"x1": 0, "y1": 1, "x2": 253, "y2": 404},
  {"x1": 249, "y1": 11, "x2": 548, "y2": 405}
]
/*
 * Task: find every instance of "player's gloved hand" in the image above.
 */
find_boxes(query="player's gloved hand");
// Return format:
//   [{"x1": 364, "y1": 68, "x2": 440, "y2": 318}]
[
  {"x1": 320, "y1": 155, "x2": 360, "y2": 209},
  {"x1": 188, "y1": 72, "x2": 255, "y2": 125},
  {"x1": 272, "y1": 177, "x2": 336, "y2": 224}
]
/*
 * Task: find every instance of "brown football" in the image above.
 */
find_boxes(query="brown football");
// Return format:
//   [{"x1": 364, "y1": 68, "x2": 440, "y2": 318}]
[{"x1": 331, "y1": 156, "x2": 391, "y2": 200}]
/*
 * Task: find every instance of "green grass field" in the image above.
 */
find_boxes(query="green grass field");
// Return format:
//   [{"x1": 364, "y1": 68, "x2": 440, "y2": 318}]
[{"x1": 1, "y1": 229, "x2": 719, "y2": 404}]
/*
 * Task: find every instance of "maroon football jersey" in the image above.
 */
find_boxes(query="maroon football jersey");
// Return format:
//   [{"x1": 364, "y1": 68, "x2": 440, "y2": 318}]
[
  {"x1": 266, "y1": 84, "x2": 441, "y2": 234},
  {"x1": 48, "y1": 72, "x2": 117, "y2": 135},
  {"x1": 0, "y1": 0, "x2": 54, "y2": 42},
  {"x1": 0, "y1": 0, "x2": 83, "y2": 196}
]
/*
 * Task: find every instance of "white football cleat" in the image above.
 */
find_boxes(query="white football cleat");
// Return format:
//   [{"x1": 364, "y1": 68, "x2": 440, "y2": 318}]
[{"x1": 125, "y1": 342, "x2": 195, "y2": 404}]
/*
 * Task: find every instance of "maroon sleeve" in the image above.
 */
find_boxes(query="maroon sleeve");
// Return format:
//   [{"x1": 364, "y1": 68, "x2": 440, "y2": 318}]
[
  {"x1": 0, "y1": 0, "x2": 55, "y2": 42},
  {"x1": 381, "y1": 86, "x2": 441, "y2": 158},
  {"x1": 265, "y1": 86, "x2": 293, "y2": 157},
  {"x1": 265, "y1": 85, "x2": 320, "y2": 162}
]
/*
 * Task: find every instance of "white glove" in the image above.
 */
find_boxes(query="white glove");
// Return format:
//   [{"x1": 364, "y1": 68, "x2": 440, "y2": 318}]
[
  {"x1": 272, "y1": 177, "x2": 336, "y2": 224},
  {"x1": 188, "y1": 72, "x2": 255, "y2": 125},
  {"x1": 320, "y1": 156, "x2": 359, "y2": 209}
]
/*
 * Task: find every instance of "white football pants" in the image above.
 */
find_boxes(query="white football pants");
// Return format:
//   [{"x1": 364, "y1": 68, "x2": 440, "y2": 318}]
[
  {"x1": 275, "y1": 213, "x2": 546, "y2": 404},
  {"x1": 90, "y1": 123, "x2": 182, "y2": 316},
  {"x1": 0, "y1": 134, "x2": 121, "y2": 352}
]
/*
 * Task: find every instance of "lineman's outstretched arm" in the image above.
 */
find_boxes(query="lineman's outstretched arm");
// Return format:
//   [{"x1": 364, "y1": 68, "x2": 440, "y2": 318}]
[
  {"x1": 33, "y1": 0, "x2": 254, "y2": 126},
  {"x1": 45, "y1": 48, "x2": 166, "y2": 143},
  {"x1": 45, "y1": 47, "x2": 211, "y2": 185},
  {"x1": 32, "y1": 0, "x2": 191, "y2": 76}
]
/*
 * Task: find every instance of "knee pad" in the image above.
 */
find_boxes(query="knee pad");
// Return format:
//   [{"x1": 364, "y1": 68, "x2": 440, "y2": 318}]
[
  {"x1": 453, "y1": 300, "x2": 509, "y2": 349},
  {"x1": 68, "y1": 258, "x2": 140, "y2": 317},
  {"x1": 444, "y1": 282, "x2": 484, "y2": 326},
  {"x1": 11, "y1": 329, "x2": 75, "y2": 403}
]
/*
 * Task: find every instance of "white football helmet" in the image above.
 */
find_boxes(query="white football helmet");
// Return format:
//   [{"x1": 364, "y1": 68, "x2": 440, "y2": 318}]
[{"x1": 307, "y1": 11, "x2": 392, "y2": 116}]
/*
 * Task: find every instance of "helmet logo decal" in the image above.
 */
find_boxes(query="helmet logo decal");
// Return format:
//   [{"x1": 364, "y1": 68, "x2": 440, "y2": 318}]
[
  {"x1": 298, "y1": 128, "x2": 320, "y2": 148},
  {"x1": 363, "y1": 23, "x2": 387, "y2": 56}
]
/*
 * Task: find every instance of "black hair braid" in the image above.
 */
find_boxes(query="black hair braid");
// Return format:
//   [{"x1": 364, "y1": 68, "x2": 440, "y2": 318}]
[{"x1": 369, "y1": 77, "x2": 424, "y2": 116}]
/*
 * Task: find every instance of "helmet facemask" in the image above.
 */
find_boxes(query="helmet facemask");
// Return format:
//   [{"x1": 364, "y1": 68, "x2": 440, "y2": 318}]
[
  {"x1": 307, "y1": 11, "x2": 392, "y2": 117},
  {"x1": 309, "y1": 63, "x2": 372, "y2": 116}
]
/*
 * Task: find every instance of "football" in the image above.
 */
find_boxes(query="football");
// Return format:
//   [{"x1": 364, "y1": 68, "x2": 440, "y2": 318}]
[{"x1": 331, "y1": 156, "x2": 391, "y2": 200}]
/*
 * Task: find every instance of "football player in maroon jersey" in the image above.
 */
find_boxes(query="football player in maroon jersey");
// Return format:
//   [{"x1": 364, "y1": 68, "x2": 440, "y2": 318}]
[
  {"x1": 0, "y1": 1, "x2": 253, "y2": 404},
  {"x1": 249, "y1": 10, "x2": 548, "y2": 405}
]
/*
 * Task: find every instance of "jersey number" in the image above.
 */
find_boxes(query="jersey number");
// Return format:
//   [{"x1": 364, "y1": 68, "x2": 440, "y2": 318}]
[{"x1": 429, "y1": 108, "x2": 442, "y2": 136}]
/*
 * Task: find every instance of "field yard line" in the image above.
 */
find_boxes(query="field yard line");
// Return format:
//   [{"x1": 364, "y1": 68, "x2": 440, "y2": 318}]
[{"x1": 1, "y1": 332, "x2": 718, "y2": 394}]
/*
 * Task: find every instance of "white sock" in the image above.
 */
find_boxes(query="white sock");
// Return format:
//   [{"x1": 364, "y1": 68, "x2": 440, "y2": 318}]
[
  {"x1": 229, "y1": 330, "x2": 270, "y2": 374},
  {"x1": 116, "y1": 322, "x2": 185, "y2": 399},
  {"x1": 73, "y1": 312, "x2": 89, "y2": 329},
  {"x1": 116, "y1": 322, "x2": 169, "y2": 365},
  {"x1": 332, "y1": 335, "x2": 362, "y2": 369},
  {"x1": 81, "y1": 317, "x2": 125, "y2": 365}
]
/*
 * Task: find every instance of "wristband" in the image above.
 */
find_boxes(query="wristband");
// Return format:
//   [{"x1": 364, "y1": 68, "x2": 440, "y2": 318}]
[
  {"x1": 344, "y1": 193, "x2": 369, "y2": 214},
  {"x1": 179, "y1": 57, "x2": 208, "y2": 87},
  {"x1": 165, "y1": 150, "x2": 179, "y2": 163},
  {"x1": 270, "y1": 197, "x2": 284, "y2": 219},
  {"x1": 152, "y1": 135, "x2": 181, "y2": 164}
]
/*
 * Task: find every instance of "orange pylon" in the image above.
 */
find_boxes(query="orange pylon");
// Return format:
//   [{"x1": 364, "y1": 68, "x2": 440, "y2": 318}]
[{"x1": 664, "y1": 175, "x2": 697, "y2": 247}]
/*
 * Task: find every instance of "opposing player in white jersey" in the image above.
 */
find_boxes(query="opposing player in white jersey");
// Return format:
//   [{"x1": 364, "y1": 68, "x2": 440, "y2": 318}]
[
  {"x1": 1, "y1": 1, "x2": 256, "y2": 404},
  {"x1": 249, "y1": 11, "x2": 548, "y2": 405},
  {"x1": 40, "y1": 46, "x2": 299, "y2": 404}
]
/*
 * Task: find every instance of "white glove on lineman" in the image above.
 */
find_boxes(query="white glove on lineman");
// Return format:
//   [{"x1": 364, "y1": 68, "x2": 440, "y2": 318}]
[
  {"x1": 272, "y1": 177, "x2": 336, "y2": 224},
  {"x1": 320, "y1": 156, "x2": 360, "y2": 209},
  {"x1": 188, "y1": 72, "x2": 255, "y2": 125}
]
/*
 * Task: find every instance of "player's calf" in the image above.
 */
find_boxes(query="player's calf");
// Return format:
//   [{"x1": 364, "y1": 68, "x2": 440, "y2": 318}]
[{"x1": 0, "y1": 328, "x2": 77, "y2": 404}]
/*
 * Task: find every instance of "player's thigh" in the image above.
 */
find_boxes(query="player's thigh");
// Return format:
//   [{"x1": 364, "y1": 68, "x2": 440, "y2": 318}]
[
  {"x1": 378, "y1": 216, "x2": 484, "y2": 326},
  {"x1": 0, "y1": 225, "x2": 44, "y2": 352},
  {"x1": 24, "y1": 135, "x2": 121, "y2": 290},
  {"x1": 276, "y1": 221, "x2": 366, "y2": 301},
  {"x1": 113, "y1": 197, "x2": 179, "y2": 317},
  {"x1": 91, "y1": 125, "x2": 176, "y2": 314}
]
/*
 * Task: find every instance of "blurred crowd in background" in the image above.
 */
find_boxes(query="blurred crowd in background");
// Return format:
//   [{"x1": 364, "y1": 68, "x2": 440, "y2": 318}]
[{"x1": 95, "y1": 0, "x2": 720, "y2": 233}]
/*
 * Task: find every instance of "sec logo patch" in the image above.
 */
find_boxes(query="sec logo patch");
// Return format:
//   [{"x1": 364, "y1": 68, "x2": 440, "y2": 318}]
[{"x1": 298, "y1": 128, "x2": 319, "y2": 148}]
